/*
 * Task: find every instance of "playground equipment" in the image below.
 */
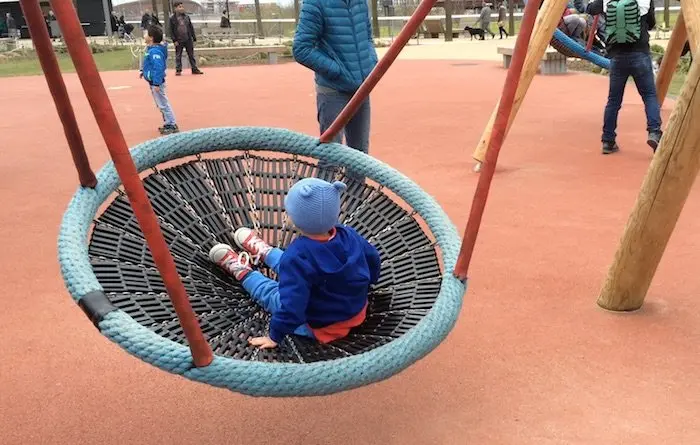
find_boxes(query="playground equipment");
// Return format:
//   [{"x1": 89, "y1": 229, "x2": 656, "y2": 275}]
[
  {"x1": 22, "y1": 0, "x2": 540, "y2": 396},
  {"x1": 470, "y1": 0, "x2": 700, "y2": 312},
  {"x1": 598, "y1": 3, "x2": 700, "y2": 311}
]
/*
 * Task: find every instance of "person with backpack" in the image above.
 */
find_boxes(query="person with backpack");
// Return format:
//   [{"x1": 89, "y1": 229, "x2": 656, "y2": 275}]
[
  {"x1": 140, "y1": 8, "x2": 161, "y2": 38},
  {"x1": 584, "y1": 0, "x2": 662, "y2": 155}
]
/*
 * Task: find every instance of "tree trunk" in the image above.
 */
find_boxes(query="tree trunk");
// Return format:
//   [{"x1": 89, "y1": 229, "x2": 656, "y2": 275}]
[
  {"x1": 445, "y1": 0, "x2": 453, "y2": 41},
  {"x1": 508, "y1": 0, "x2": 515, "y2": 36},
  {"x1": 294, "y1": 0, "x2": 300, "y2": 24},
  {"x1": 664, "y1": 0, "x2": 670, "y2": 29},
  {"x1": 151, "y1": 0, "x2": 158, "y2": 16},
  {"x1": 372, "y1": 0, "x2": 380, "y2": 38},
  {"x1": 254, "y1": 0, "x2": 265, "y2": 37},
  {"x1": 162, "y1": 0, "x2": 171, "y2": 37}
]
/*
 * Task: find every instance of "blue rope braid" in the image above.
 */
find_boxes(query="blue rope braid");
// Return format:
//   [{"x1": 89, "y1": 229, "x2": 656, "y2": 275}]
[
  {"x1": 58, "y1": 127, "x2": 467, "y2": 397},
  {"x1": 552, "y1": 28, "x2": 611, "y2": 70}
]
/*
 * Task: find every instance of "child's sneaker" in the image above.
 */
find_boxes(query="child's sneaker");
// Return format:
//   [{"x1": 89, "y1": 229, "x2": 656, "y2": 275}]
[
  {"x1": 209, "y1": 243, "x2": 252, "y2": 281},
  {"x1": 161, "y1": 124, "x2": 179, "y2": 135},
  {"x1": 234, "y1": 227, "x2": 273, "y2": 263},
  {"x1": 602, "y1": 141, "x2": 620, "y2": 155}
]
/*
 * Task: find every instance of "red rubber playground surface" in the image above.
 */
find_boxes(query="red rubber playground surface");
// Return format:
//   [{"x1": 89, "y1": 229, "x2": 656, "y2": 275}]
[{"x1": 2, "y1": 60, "x2": 700, "y2": 444}]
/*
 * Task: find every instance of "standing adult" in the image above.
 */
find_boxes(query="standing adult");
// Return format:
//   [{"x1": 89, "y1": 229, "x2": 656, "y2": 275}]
[
  {"x1": 140, "y1": 8, "x2": 161, "y2": 38},
  {"x1": 476, "y1": 3, "x2": 495, "y2": 39},
  {"x1": 168, "y1": 1, "x2": 203, "y2": 76},
  {"x1": 6, "y1": 13, "x2": 17, "y2": 40},
  {"x1": 497, "y1": 2, "x2": 508, "y2": 38},
  {"x1": 292, "y1": 0, "x2": 378, "y2": 180}
]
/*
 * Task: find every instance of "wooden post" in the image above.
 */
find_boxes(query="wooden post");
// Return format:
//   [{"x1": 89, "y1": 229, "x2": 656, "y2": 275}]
[
  {"x1": 684, "y1": 0, "x2": 700, "y2": 54},
  {"x1": 664, "y1": 0, "x2": 670, "y2": 29},
  {"x1": 597, "y1": 55, "x2": 700, "y2": 311},
  {"x1": 445, "y1": 0, "x2": 454, "y2": 42},
  {"x1": 294, "y1": 0, "x2": 300, "y2": 24},
  {"x1": 656, "y1": 11, "x2": 687, "y2": 107},
  {"x1": 471, "y1": 0, "x2": 569, "y2": 170}
]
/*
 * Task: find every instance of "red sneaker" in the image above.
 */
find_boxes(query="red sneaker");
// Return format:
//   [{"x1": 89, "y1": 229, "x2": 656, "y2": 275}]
[
  {"x1": 208, "y1": 243, "x2": 252, "y2": 281},
  {"x1": 234, "y1": 228, "x2": 273, "y2": 265}
]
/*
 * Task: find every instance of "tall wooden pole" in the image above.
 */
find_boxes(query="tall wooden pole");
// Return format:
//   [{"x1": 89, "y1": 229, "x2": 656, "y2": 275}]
[
  {"x1": 656, "y1": 11, "x2": 687, "y2": 107},
  {"x1": 471, "y1": 0, "x2": 568, "y2": 171},
  {"x1": 597, "y1": 3, "x2": 700, "y2": 312},
  {"x1": 664, "y1": 0, "x2": 670, "y2": 29}
]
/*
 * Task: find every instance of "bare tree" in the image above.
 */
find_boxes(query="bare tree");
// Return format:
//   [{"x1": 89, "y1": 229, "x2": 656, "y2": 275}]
[{"x1": 254, "y1": 0, "x2": 265, "y2": 37}]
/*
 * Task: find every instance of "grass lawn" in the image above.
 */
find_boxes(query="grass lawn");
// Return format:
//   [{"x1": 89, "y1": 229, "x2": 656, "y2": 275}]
[{"x1": 0, "y1": 48, "x2": 135, "y2": 77}]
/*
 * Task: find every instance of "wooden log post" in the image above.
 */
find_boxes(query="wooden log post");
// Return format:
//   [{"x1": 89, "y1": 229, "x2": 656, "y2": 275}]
[
  {"x1": 656, "y1": 11, "x2": 687, "y2": 107},
  {"x1": 597, "y1": 10, "x2": 700, "y2": 311},
  {"x1": 471, "y1": 0, "x2": 569, "y2": 171},
  {"x1": 684, "y1": 0, "x2": 700, "y2": 54}
]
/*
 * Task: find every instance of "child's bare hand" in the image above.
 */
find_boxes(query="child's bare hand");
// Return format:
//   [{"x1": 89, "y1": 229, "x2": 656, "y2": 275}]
[
  {"x1": 249, "y1": 336, "x2": 278, "y2": 349},
  {"x1": 153, "y1": 86, "x2": 160, "y2": 93}
]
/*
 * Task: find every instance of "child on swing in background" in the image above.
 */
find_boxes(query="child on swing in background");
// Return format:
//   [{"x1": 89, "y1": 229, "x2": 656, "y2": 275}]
[{"x1": 209, "y1": 178, "x2": 382, "y2": 349}]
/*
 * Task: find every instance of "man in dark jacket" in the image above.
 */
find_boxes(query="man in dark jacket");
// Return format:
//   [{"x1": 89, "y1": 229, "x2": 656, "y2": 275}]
[
  {"x1": 140, "y1": 8, "x2": 161, "y2": 38},
  {"x1": 168, "y1": 1, "x2": 203, "y2": 76},
  {"x1": 585, "y1": 0, "x2": 662, "y2": 154}
]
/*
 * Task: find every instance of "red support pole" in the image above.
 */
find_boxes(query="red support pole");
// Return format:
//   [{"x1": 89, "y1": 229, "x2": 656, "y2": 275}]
[
  {"x1": 586, "y1": 15, "x2": 599, "y2": 52},
  {"x1": 453, "y1": 0, "x2": 541, "y2": 280},
  {"x1": 319, "y1": 0, "x2": 439, "y2": 143},
  {"x1": 19, "y1": 0, "x2": 97, "y2": 189},
  {"x1": 48, "y1": 0, "x2": 214, "y2": 367}
]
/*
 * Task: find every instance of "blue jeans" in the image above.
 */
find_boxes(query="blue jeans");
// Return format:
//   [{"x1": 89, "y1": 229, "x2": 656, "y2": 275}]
[
  {"x1": 241, "y1": 248, "x2": 315, "y2": 338},
  {"x1": 602, "y1": 52, "x2": 662, "y2": 142},
  {"x1": 316, "y1": 85, "x2": 371, "y2": 180},
  {"x1": 150, "y1": 84, "x2": 176, "y2": 126}
]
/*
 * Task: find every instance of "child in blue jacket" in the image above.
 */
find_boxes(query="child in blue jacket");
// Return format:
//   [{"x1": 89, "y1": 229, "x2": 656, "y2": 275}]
[
  {"x1": 292, "y1": 0, "x2": 378, "y2": 179},
  {"x1": 209, "y1": 178, "x2": 382, "y2": 349},
  {"x1": 141, "y1": 25, "x2": 179, "y2": 135}
]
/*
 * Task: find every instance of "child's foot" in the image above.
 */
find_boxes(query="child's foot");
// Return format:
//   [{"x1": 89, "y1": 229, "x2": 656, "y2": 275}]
[
  {"x1": 234, "y1": 227, "x2": 273, "y2": 263},
  {"x1": 647, "y1": 130, "x2": 663, "y2": 152},
  {"x1": 161, "y1": 124, "x2": 179, "y2": 135},
  {"x1": 602, "y1": 141, "x2": 620, "y2": 155},
  {"x1": 208, "y1": 243, "x2": 252, "y2": 281}
]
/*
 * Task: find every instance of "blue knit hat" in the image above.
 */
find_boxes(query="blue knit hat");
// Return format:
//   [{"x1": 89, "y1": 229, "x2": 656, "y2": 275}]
[{"x1": 284, "y1": 178, "x2": 347, "y2": 235}]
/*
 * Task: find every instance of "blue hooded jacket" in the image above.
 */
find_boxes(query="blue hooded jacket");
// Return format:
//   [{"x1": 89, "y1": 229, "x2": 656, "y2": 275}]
[
  {"x1": 142, "y1": 43, "x2": 168, "y2": 86},
  {"x1": 269, "y1": 225, "x2": 381, "y2": 343},
  {"x1": 292, "y1": 0, "x2": 379, "y2": 94}
]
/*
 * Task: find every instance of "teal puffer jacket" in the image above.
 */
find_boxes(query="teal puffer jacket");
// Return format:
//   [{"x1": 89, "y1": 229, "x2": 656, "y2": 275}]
[{"x1": 293, "y1": 0, "x2": 378, "y2": 94}]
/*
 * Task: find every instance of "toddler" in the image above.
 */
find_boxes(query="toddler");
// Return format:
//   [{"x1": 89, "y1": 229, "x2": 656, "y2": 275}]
[
  {"x1": 209, "y1": 178, "x2": 382, "y2": 349},
  {"x1": 140, "y1": 25, "x2": 179, "y2": 135}
]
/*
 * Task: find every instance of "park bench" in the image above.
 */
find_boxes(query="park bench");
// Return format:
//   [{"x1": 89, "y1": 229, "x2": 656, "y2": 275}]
[
  {"x1": 168, "y1": 45, "x2": 288, "y2": 68},
  {"x1": 498, "y1": 46, "x2": 567, "y2": 75},
  {"x1": 422, "y1": 19, "x2": 460, "y2": 39},
  {"x1": 201, "y1": 28, "x2": 256, "y2": 45}
]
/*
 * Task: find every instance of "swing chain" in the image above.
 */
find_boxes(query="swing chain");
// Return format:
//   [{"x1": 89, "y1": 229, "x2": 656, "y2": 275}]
[{"x1": 242, "y1": 150, "x2": 262, "y2": 235}]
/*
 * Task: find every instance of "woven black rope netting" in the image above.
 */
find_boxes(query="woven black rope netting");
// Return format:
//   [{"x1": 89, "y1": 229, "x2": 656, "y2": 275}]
[{"x1": 87, "y1": 153, "x2": 443, "y2": 363}]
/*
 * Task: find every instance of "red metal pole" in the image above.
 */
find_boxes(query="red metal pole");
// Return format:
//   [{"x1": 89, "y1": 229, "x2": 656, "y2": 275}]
[
  {"x1": 586, "y1": 15, "x2": 599, "y2": 52},
  {"x1": 49, "y1": 0, "x2": 214, "y2": 367},
  {"x1": 319, "y1": 0, "x2": 438, "y2": 143},
  {"x1": 19, "y1": 0, "x2": 97, "y2": 189},
  {"x1": 453, "y1": 0, "x2": 541, "y2": 280}
]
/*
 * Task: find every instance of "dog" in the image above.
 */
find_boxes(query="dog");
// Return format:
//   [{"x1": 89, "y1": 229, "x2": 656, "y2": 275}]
[{"x1": 463, "y1": 25, "x2": 494, "y2": 40}]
